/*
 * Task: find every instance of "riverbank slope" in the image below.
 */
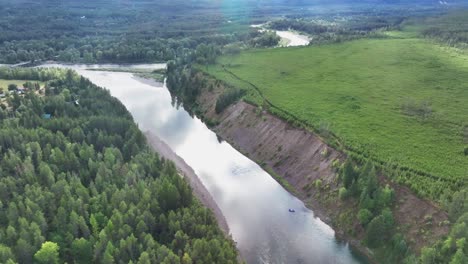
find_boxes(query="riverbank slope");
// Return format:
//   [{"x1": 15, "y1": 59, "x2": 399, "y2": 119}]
[{"x1": 187, "y1": 73, "x2": 449, "y2": 261}]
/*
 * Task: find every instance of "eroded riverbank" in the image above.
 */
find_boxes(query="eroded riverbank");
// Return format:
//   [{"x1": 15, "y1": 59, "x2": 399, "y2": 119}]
[
  {"x1": 36, "y1": 63, "x2": 372, "y2": 263},
  {"x1": 73, "y1": 68, "x2": 365, "y2": 264},
  {"x1": 191, "y1": 72, "x2": 450, "y2": 262}
]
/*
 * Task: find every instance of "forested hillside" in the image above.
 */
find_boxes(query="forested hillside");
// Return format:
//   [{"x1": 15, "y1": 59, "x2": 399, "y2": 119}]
[
  {"x1": 0, "y1": 0, "x2": 453, "y2": 64},
  {"x1": 0, "y1": 68, "x2": 237, "y2": 263},
  {"x1": 0, "y1": 0, "x2": 292, "y2": 64}
]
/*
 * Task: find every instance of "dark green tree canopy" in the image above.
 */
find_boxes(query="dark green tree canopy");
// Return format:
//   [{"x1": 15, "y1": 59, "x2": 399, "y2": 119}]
[{"x1": 0, "y1": 68, "x2": 237, "y2": 263}]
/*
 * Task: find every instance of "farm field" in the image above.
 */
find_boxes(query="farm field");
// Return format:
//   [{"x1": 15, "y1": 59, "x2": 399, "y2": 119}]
[{"x1": 205, "y1": 37, "x2": 468, "y2": 199}]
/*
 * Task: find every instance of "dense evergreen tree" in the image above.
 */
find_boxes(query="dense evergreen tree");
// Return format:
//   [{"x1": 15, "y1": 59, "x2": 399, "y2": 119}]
[
  {"x1": 34, "y1": 242, "x2": 59, "y2": 264},
  {"x1": 0, "y1": 68, "x2": 238, "y2": 263}
]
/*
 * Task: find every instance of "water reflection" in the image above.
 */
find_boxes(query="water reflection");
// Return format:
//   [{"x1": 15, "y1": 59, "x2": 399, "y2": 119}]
[{"x1": 42, "y1": 65, "x2": 366, "y2": 264}]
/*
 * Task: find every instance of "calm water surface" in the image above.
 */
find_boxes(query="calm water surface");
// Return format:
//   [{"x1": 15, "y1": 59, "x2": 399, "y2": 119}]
[
  {"x1": 250, "y1": 24, "x2": 310, "y2": 47},
  {"x1": 43, "y1": 64, "x2": 366, "y2": 264},
  {"x1": 276, "y1": 31, "x2": 310, "y2": 46}
]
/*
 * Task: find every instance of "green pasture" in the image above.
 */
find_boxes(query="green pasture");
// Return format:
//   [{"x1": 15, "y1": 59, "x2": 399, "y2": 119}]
[{"x1": 205, "y1": 37, "x2": 468, "y2": 197}]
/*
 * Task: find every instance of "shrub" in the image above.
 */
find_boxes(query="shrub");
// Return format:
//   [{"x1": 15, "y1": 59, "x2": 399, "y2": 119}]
[
  {"x1": 314, "y1": 179, "x2": 323, "y2": 189},
  {"x1": 358, "y1": 209, "x2": 373, "y2": 226},
  {"x1": 331, "y1": 159, "x2": 341, "y2": 169},
  {"x1": 342, "y1": 160, "x2": 356, "y2": 188},
  {"x1": 339, "y1": 187, "x2": 349, "y2": 200},
  {"x1": 401, "y1": 99, "x2": 433, "y2": 120},
  {"x1": 215, "y1": 88, "x2": 244, "y2": 113},
  {"x1": 376, "y1": 185, "x2": 395, "y2": 208},
  {"x1": 250, "y1": 31, "x2": 281, "y2": 47},
  {"x1": 420, "y1": 247, "x2": 437, "y2": 264},
  {"x1": 366, "y1": 215, "x2": 387, "y2": 248},
  {"x1": 381, "y1": 207, "x2": 395, "y2": 229},
  {"x1": 7, "y1": 84, "x2": 17, "y2": 91},
  {"x1": 320, "y1": 147, "x2": 330, "y2": 158},
  {"x1": 391, "y1": 233, "x2": 409, "y2": 259}
]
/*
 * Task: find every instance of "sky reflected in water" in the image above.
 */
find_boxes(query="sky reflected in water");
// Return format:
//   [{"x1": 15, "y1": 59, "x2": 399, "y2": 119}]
[{"x1": 46, "y1": 66, "x2": 366, "y2": 264}]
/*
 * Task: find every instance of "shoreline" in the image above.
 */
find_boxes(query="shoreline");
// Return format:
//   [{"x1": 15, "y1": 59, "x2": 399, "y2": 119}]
[
  {"x1": 139, "y1": 71, "x2": 447, "y2": 263},
  {"x1": 213, "y1": 131, "x2": 375, "y2": 263},
  {"x1": 188, "y1": 71, "x2": 450, "y2": 262},
  {"x1": 139, "y1": 74, "x2": 370, "y2": 262},
  {"x1": 144, "y1": 130, "x2": 230, "y2": 235},
  {"x1": 210, "y1": 102, "x2": 375, "y2": 263},
  {"x1": 250, "y1": 23, "x2": 310, "y2": 47},
  {"x1": 132, "y1": 76, "x2": 230, "y2": 235},
  {"x1": 276, "y1": 30, "x2": 310, "y2": 47}
]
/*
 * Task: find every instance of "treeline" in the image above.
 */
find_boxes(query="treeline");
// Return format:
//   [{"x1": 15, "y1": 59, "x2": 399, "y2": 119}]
[
  {"x1": 338, "y1": 160, "x2": 405, "y2": 262},
  {"x1": 165, "y1": 30, "x2": 279, "y2": 115},
  {"x1": 414, "y1": 187, "x2": 468, "y2": 264},
  {"x1": 427, "y1": 188, "x2": 468, "y2": 264},
  {"x1": 0, "y1": 35, "x2": 240, "y2": 64},
  {"x1": 268, "y1": 16, "x2": 403, "y2": 45},
  {"x1": 423, "y1": 27, "x2": 468, "y2": 49},
  {"x1": 166, "y1": 64, "x2": 204, "y2": 114},
  {"x1": 0, "y1": 0, "x2": 282, "y2": 64},
  {"x1": 421, "y1": 11, "x2": 468, "y2": 50},
  {"x1": 0, "y1": 67, "x2": 63, "y2": 82},
  {"x1": 0, "y1": 29, "x2": 281, "y2": 64},
  {"x1": 269, "y1": 19, "x2": 329, "y2": 35},
  {"x1": 248, "y1": 31, "x2": 281, "y2": 48},
  {"x1": 0, "y1": 68, "x2": 238, "y2": 263},
  {"x1": 338, "y1": 159, "x2": 468, "y2": 264}
]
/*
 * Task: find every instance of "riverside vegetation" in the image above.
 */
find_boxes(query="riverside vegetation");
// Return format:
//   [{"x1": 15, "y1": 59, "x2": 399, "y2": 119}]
[{"x1": 0, "y1": 67, "x2": 238, "y2": 263}]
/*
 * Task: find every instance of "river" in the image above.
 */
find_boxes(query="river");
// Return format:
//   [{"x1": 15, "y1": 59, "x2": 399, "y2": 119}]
[
  {"x1": 41, "y1": 64, "x2": 366, "y2": 264},
  {"x1": 276, "y1": 31, "x2": 310, "y2": 47},
  {"x1": 251, "y1": 24, "x2": 310, "y2": 47}
]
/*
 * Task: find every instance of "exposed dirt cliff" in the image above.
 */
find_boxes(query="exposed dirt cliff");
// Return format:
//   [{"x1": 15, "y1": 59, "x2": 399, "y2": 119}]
[{"x1": 194, "y1": 81, "x2": 449, "y2": 259}]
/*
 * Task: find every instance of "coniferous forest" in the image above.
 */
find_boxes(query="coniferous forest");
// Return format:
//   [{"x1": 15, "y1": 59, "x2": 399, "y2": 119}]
[{"x1": 0, "y1": 68, "x2": 237, "y2": 264}]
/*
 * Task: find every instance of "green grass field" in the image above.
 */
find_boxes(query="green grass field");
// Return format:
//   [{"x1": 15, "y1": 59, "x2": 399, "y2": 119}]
[
  {"x1": 0, "y1": 80, "x2": 31, "y2": 91},
  {"x1": 204, "y1": 38, "x2": 468, "y2": 199}
]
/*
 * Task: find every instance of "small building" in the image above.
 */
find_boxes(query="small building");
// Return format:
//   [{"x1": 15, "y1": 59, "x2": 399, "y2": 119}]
[{"x1": 42, "y1": 114, "x2": 51, "y2": 119}]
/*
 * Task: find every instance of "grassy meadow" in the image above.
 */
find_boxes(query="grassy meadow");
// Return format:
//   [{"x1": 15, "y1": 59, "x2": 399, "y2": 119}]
[
  {"x1": 204, "y1": 38, "x2": 468, "y2": 199},
  {"x1": 0, "y1": 79, "x2": 31, "y2": 91}
]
